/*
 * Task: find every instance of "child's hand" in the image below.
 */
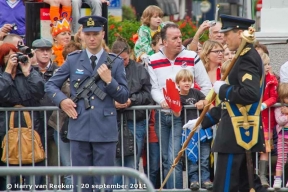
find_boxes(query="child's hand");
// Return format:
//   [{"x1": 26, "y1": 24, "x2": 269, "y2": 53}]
[
  {"x1": 101, "y1": 0, "x2": 110, "y2": 5},
  {"x1": 281, "y1": 106, "x2": 288, "y2": 114},
  {"x1": 195, "y1": 100, "x2": 205, "y2": 110}
]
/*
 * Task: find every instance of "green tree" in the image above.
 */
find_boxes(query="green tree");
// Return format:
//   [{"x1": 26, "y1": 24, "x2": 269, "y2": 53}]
[{"x1": 122, "y1": 5, "x2": 136, "y2": 21}]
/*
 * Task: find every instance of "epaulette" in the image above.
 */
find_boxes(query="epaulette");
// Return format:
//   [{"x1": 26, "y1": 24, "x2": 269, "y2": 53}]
[
  {"x1": 107, "y1": 52, "x2": 123, "y2": 61},
  {"x1": 108, "y1": 53, "x2": 118, "y2": 58},
  {"x1": 68, "y1": 50, "x2": 82, "y2": 56},
  {"x1": 240, "y1": 47, "x2": 251, "y2": 56}
]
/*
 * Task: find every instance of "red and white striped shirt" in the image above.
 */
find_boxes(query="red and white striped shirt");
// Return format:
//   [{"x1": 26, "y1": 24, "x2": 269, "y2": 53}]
[{"x1": 148, "y1": 47, "x2": 212, "y2": 105}]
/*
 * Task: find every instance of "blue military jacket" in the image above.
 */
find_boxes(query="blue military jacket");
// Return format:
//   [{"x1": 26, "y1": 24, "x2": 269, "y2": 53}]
[{"x1": 45, "y1": 49, "x2": 129, "y2": 142}]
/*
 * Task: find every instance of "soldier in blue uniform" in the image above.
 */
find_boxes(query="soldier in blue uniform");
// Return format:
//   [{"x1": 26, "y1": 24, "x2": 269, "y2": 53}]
[
  {"x1": 45, "y1": 16, "x2": 129, "y2": 191},
  {"x1": 184, "y1": 15, "x2": 267, "y2": 192}
]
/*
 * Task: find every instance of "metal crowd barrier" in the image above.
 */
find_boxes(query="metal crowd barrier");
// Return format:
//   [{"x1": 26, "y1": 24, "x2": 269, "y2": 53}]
[
  {"x1": 0, "y1": 105, "x2": 287, "y2": 192},
  {"x1": 0, "y1": 167, "x2": 154, "y2": 192}
]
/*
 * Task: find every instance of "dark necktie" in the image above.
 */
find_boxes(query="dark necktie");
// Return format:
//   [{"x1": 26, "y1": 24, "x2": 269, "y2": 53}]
[{"x1": 90, "y1": 55, "x2": 97, "y2": 70}]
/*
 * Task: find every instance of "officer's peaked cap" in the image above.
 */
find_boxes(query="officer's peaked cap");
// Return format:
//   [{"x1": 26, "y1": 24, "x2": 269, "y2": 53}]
[
  {"x1": 219, "y1": 14, "x2": 255, "y2": 33},
  {"x1": 78, "y1": 16, "x2": 107, "y2": 32}
]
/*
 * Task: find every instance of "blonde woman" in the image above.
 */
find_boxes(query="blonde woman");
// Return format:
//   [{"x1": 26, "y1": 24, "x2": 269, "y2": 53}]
[
  {"x1": 200, "y1": 40, "x2": 224, "y2": 85},
  {"x1": 51, "y1": 18, "x2": 72, "y2": 66}
]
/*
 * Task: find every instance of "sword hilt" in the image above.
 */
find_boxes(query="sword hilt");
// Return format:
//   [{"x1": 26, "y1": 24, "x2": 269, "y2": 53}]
[{"x1": 239, "y1": 107, "x2": 249, "y2": 129}]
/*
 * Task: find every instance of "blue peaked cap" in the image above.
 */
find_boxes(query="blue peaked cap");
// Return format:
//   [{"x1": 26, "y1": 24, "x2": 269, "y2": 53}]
[
  {"x1": 78, "y1": 16, "x2": 107, "y2": 32},
  {"x1": 219, "y1": 14, "x2": 255, "y2": 32}
]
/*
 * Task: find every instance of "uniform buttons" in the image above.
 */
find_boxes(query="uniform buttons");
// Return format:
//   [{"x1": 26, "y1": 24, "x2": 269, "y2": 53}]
[
  {"x1": 91, "y1": 106, "x2": 94, "y2": 109},
  {"x1": 111, "y1": 112, "x2": 113, "y2": 115},
  {"x1": 91, "y1": 96, "x2": 94, "y2": 100},
  {"x1": 78, "y1": 79, "x2": 80, "y2": 81}
]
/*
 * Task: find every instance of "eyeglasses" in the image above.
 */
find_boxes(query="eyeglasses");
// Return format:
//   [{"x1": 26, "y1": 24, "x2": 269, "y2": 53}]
[{"x1": 210, "y1": 50, "x2": 224, "y2": 54}]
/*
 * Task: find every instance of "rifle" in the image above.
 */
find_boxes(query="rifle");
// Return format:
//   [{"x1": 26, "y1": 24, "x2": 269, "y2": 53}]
[{"x1": 71, "y1": 46, "x2": 128, "y2": 109}]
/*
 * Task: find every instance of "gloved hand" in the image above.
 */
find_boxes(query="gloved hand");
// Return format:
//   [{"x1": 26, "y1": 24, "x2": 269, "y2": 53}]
[
  {"x1": 213, "y1": 81, "x2": 226, "y2": 94},
  {"x1": 261, "y1": 103, "x2": 267, "y2": 111},
  {"x1": 182, "y1": 118, "x2": 201, "y2": 131},
  {"x1": 140, "y1": 53, "x2": 149, "y2": 67}
]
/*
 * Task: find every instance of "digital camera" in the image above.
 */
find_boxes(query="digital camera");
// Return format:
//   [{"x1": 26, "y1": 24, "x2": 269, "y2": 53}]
[
  {"x1": 16, "y1": 52, "x2": 29, "y2": 64},
  {"x1": 16, "y1": 41, "x2": 34, "y2": 64},
  {"x1": 208, "y1": 20, "x2": 216, "y2": 27},
  {"x1": 11, "y1": 23, "x2": 18, "y2": 31}
]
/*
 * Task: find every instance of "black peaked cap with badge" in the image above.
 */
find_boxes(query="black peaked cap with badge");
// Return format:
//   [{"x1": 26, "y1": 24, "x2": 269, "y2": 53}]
[
  {"x1": 219, "y1": 14, "x2": 255, "y2": 33},
  {"x1": 78, "y1": 16, "x2": 107, "y2": 32},
  {"x1": 32, "y1": 38, "x2": 53, "y2": 48}
]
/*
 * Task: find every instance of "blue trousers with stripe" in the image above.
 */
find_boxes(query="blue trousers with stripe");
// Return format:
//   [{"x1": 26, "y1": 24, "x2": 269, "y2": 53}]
[{"x1": 214, "y1": 153, "x2": 267, "y2": 192}]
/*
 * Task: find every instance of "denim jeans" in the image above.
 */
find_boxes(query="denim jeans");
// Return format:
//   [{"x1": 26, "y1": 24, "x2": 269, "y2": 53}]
[
  {"x1": 148, "y1": 142, "x2": 160, "y2": 187},
  {"x1": 155, "y1": 111, "x2": 183, "y2": 189},
  {"x1": 188, "y1": 141, "x2": 211, "y2": 183},
  {"x1": 114, "y1": 119, "x2": 147, "y2": 188},
  {"x1": 114, "y1": 155, "x2": 135, "y2": 188},
  {"x1": 53, "y1": 130, "x2": 72, "y2": 187},
  {"x1": 127, "y1": 119, "x2": 147, "y2": 170}
]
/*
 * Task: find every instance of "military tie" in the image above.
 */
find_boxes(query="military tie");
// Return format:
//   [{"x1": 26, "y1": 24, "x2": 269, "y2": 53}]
[{"x1": 90, "y1": 55, "x2": 97, "y2": 70}]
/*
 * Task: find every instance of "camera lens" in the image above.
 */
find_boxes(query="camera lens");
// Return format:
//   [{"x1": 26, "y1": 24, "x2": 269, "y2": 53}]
[
  {"x1": 11, "y1": 23, "x2": 18, "y2": 31},
  {"x1": 16, "y1": 53, "x2": 28, "y2": 64},
  {"x1": 18, "y1": 55, "x2": 28, "y2": 64}
]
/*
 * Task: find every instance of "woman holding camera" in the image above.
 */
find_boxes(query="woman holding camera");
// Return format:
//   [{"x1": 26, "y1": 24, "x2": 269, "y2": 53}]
[{"x1": 0, "y1": 43, "x2": 45, "y2": 189}]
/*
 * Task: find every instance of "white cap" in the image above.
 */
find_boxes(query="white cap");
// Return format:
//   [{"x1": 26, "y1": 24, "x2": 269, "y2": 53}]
[{"x1": 280, "y1": 61, "x2": 288, "y2": 83}]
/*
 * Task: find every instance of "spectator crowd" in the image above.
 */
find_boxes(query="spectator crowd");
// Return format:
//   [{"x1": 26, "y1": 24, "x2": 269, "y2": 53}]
[{"x1": 1, "y1": 1, "x2": 288, "y2": 192}]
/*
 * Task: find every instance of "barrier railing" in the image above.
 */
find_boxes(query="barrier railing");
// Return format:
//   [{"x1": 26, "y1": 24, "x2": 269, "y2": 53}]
[
  {"x1": 0, "y1": 167, "x2": 154, "y2": 192},
  {"x1": 0, "y1": 104, "x2": 286, "y2": 191}
]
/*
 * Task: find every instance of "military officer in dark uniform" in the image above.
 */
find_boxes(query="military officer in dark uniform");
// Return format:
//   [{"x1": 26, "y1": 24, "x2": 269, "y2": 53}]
[
  {"x1": 184, "y1": 15, "x2": 267, "y2": 192},
  {"x1": 45, "y1": 16, "x2": 129, "y2": 191}
]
